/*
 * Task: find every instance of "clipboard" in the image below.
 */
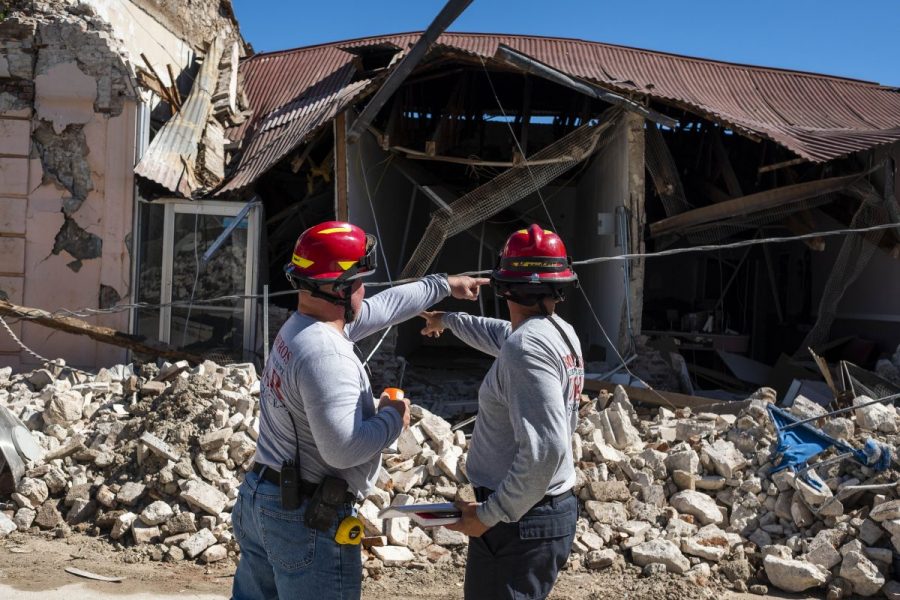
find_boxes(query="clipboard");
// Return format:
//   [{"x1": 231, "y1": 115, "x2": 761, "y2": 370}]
[{"x1": 378, "y1": 502, "x2": 462, "y2": 527}]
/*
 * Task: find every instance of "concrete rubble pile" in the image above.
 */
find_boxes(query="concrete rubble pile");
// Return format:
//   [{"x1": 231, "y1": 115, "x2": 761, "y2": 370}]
[
  {"x1": 0, "y1": 359, "x2": 259, "y2": 565},
  {"x1": 2, "y1": 361, "x2": 900, "y2": 598}
]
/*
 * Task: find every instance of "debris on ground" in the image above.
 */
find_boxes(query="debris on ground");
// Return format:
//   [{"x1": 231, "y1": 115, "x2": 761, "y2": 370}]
[{"x1": 1, "y1": 349, "x2": 899, "y2": 597}]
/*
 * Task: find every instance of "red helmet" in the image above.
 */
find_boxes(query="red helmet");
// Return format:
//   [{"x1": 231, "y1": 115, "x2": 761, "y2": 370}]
[
  {"x1": 492, "y1": 224, "x2": 577, "y2": 285},
  {"x1": 284, "y1": 221, "x2": 377, "y2": 286}
]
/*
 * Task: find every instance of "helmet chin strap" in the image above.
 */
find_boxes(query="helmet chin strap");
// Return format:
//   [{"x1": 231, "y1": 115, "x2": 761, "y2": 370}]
[
  {"x1": 494, "y1": 281, "x2": 568, "y2": 308},
  {"x1": 291, "y1": 278, "x2": 357, "y2": 323}
]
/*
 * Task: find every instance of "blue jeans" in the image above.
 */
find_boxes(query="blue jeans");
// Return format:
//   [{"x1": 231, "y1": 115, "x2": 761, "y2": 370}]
[
  {"x1": 464, "y1": 492, "x2": 577, "y2": 600},
  {"x1": 231, "y1": 470, "x2": 361, "y2": 600}
]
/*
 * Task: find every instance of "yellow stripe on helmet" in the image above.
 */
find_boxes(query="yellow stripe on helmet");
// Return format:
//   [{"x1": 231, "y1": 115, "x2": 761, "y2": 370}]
[
  {"x1": 319, "y1": 225, "x2": 352, "y2": 235},
  {"x1": 292, "y1": 254, "x2": 314, "y2": 268},
  {"x1": 337, "y1": 260, "x2": 357, "y2": 270}
]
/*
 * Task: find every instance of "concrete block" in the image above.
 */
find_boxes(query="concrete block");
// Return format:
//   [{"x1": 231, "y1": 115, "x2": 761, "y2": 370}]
[
  {"x1": 0, "y1": 237, "x2": 24, "y2": 273},
  {"x1": 0, "y1": 198, "x2": 26, "y2": 235},
  {"x1": 179, "y1": 480, "x2": 228, "y2": 516},
  {"x1": 0, "y1": 157, "x2": 29, "y2": 195},
  {"x1": 0, "y1": 119, "x2": 31, "y2": 155}
]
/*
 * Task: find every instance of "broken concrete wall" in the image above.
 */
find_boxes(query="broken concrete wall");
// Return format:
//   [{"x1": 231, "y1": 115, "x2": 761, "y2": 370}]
[
  {"x1": 2, "y1": 2, "x2": 138, "y2": 370},
  {"x1": 574, "y1": 114, "x2": 634, "y2": 361},
  {"x1": 0, "y1": 15, "x2": 40, "y2": 368},
  {"x1": 0, "y1": 1, "x2": 225, "y2": 370},
  {"x1": 89, "y1": 0, "x2": 199, "y2": 101},
  {"x1": 116, "y1": 0, "x2": 240, "y2": 53}
]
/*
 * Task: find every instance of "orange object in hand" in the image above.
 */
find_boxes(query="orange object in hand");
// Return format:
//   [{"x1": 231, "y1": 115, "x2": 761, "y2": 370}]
[{"x1": 383, "y1": 387, "x2": 404, "y2": 400}]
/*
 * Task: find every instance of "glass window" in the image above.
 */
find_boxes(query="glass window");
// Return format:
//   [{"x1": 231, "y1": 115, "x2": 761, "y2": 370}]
[{"x1": 170, "y1": 212, "x2": 249, "y2": 359}]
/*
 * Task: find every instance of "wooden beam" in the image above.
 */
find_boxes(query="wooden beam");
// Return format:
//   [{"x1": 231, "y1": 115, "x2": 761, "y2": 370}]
[
  {"x1": 493, "y1": 44, "x2": 678, "y2": 127},
  {"x1": 519, "y1": 76, "x2": 533, "y2": 156},
  {"x1": 347, "y1": 0, "x2": 474, "y2": 143},
  {"x1": 165, "y1": 64, "x2": 182, "y2": 110},
  {"x1": 758, "y1": 157, "x2": 807, "y2": 174},
  {"x1": 391, "y1": 145, "x2": 578, "y2": 168},
  {"x1": 710, "y1": 132, "x2": 742, "y2": 198},
  {"x1": 649, "y1": 171, "x2": 868, "y2": 238},
  {"x1": 582, "y1": 379, "x2": 750, "y2": 414},
  {"x1": 334, "y1": 112, "x2": 349, "y2": 221},
  {"x1": 0, "y1": 299, "x2": 202, "y2": 363},
  {"x1": 140, "y1": 54, "x2": 178, "y2": 108},
  {"x1": 783, "y1": 210, "x2": 826, "y2": 251},
  {"x1": 399, "y1": 115, "x2": 618, "y2": 278}
]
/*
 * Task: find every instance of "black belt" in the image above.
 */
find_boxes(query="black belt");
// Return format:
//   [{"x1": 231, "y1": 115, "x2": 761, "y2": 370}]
[
  {"x1": 474, "y1": 486, "x2": 574, "y2": 507},
  {"x1": 251, "y1": 462, "x2": 356, "y2": 504}
]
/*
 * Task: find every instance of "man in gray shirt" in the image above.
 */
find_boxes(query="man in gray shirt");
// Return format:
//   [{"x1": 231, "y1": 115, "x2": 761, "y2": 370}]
[
  {"x1": 232, "y1": 221, "x2": 486, "y2": 600},
  {"x1": 420, "y1": 224, "x2": 583, "y2": 600}
]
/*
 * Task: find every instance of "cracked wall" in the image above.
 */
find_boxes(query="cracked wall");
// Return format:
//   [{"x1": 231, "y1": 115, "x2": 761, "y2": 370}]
[{"x1": 0, "y1": 2, "x2": 153, "y2": 369}]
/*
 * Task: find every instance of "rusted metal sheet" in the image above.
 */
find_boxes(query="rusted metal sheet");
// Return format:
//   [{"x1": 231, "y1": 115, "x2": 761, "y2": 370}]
[
  {"x1": 222, "y1": 32, "x2": 900, "y2": 194},
  {"x1": 135, "y1": 36, "x2": 225, "y2": 197}
]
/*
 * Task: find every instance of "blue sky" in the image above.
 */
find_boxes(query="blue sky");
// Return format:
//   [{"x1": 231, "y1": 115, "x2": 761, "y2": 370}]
[{"x1": 232, "y1": 0, "x2": 900, "y2": 86}]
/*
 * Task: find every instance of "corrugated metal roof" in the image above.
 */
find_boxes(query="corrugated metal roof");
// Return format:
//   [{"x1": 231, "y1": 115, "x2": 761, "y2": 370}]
[
  {"x1": 136, "y1": 36, "x2": 225, "y2": 197},
  {"x1": 220, "y1": 32, "x2": 900, "y2": 194}
]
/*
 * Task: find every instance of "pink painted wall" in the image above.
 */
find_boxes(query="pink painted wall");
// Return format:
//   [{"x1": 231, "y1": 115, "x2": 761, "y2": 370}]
[{"x1": 0, "y1": 89, "x2": 136, "y2": 371}]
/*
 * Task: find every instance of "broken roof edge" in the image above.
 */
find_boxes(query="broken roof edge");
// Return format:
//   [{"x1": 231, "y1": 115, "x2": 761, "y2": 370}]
[
  {"x1": 135, "y1": 35, "x2": 227, "y2": 198},
  {"x1": 244, "y1": 30, "x2": 896, "y2": 89},
  {"x1": 223, "y1": 32, "x2": 900, "y2": 194},
  {"x1": 213, "y1": 77, "x2": 379, "y2": 197}
]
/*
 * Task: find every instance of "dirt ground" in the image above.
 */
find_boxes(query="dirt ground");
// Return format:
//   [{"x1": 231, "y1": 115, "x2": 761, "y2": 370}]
[{"x1": 0, "y1": 532, "x2": 816, "y2": 600}]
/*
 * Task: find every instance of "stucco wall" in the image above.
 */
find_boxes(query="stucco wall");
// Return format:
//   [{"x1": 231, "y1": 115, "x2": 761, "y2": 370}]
[
  {"x1": 0, "y1": 1, "x2": 224, "y2": 370},
  {"x1": 574, "y1": 115, "x2": 633, "y2": 361}
]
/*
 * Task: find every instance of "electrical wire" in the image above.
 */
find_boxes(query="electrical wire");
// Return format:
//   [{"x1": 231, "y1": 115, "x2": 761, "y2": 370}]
[
  {"x1": 355, "y1": 143, "x2": 395, "y2": 367},
  {"x1": 4, "y1": 221, "x2": 895, "y2": 321},
  {"x1": 0, "y1": 315, "x2": 93, "y2": 376}
]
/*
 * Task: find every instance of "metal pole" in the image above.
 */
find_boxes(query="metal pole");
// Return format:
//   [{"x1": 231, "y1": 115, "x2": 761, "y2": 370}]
[
  {"x1": 263, "y1": 284, "x2": 269, "y2": 367},
  {"x1": 347, "y1": 0, "x2": 475, "y2": 142},
  {"x1": 780, "y1": 392, "x2": 900, "y2": 431},
  {"x1": 493, "y1": 44, "x2": 677, "y2": 127}
]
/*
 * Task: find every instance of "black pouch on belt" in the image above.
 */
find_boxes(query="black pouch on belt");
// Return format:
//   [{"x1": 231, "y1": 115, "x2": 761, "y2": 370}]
[
  {"x1": 304, "y1": 476, "x2": 348, "y2": 531},
  {"x1": 280, "y1": 459, "x2": 301, "y2": 511}
]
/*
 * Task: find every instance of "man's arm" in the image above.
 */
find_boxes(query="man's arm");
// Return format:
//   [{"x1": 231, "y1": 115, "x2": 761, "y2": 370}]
[
  {"x1": 476, "y1": 338, "x2": 569, "y2": 526},
  {"x1": 346, "y1": 275, "x2": 450, "y2": 342},
  {"x1": 440, "y1": 312, "x2": 511, "y2": 358},
  {"x1": 347, "y1": 275, "x2": 488, "y2": 342},
  {"x1": 296, "y1": 353, "x2": 402, "y2": 469}
]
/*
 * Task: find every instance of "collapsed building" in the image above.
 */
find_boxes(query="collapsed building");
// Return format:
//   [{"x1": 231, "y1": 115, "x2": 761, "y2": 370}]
[
  {"x1": 1, "y1": 4, "x2": 900, "y2": 598},
  {"x1": 138, "y1": 31, "x2": 900, "y2": 409},
  {"x1": 1, "y1": 7, "x2": 900, "y2": 413}
]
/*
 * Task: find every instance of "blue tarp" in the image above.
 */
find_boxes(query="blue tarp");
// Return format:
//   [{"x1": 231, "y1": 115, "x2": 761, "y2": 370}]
[{"x1": 767, "y1": 405, "x2": 891, "y2": 487}]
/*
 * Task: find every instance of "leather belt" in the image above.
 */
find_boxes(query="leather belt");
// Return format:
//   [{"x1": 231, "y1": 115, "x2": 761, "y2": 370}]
[
  {"x1": 251, "y1": 462, "x2": 355, "y2": 504},
  {"x1": 474, "y1": 486, "x2": 574, "y2": 507}
]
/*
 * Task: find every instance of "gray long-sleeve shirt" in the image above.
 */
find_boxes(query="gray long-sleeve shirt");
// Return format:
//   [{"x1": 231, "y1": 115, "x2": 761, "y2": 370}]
[
  {"x1": 253, "y1": 275, "x2": 450, "y2": 497},
  {"x1": 442, "y1": 312, "x2": 584, "y2": 527}
]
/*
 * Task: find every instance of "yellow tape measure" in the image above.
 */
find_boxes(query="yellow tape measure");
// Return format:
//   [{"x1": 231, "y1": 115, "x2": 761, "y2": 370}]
[{"x1": 334, "y1": 516, "x2": 364, "y2": 545}]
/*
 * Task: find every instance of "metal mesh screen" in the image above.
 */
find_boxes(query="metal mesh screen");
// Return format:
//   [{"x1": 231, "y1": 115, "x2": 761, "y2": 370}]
[
  {"x1": 645, "y1": 125, "x2": 692, "y2": 217},
  {"x1": 844, "y1": 361, "x2": 900, "y2": 401},
  {"x1": 399, "y1": 110, "x2": 621, "y2": 279}
]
